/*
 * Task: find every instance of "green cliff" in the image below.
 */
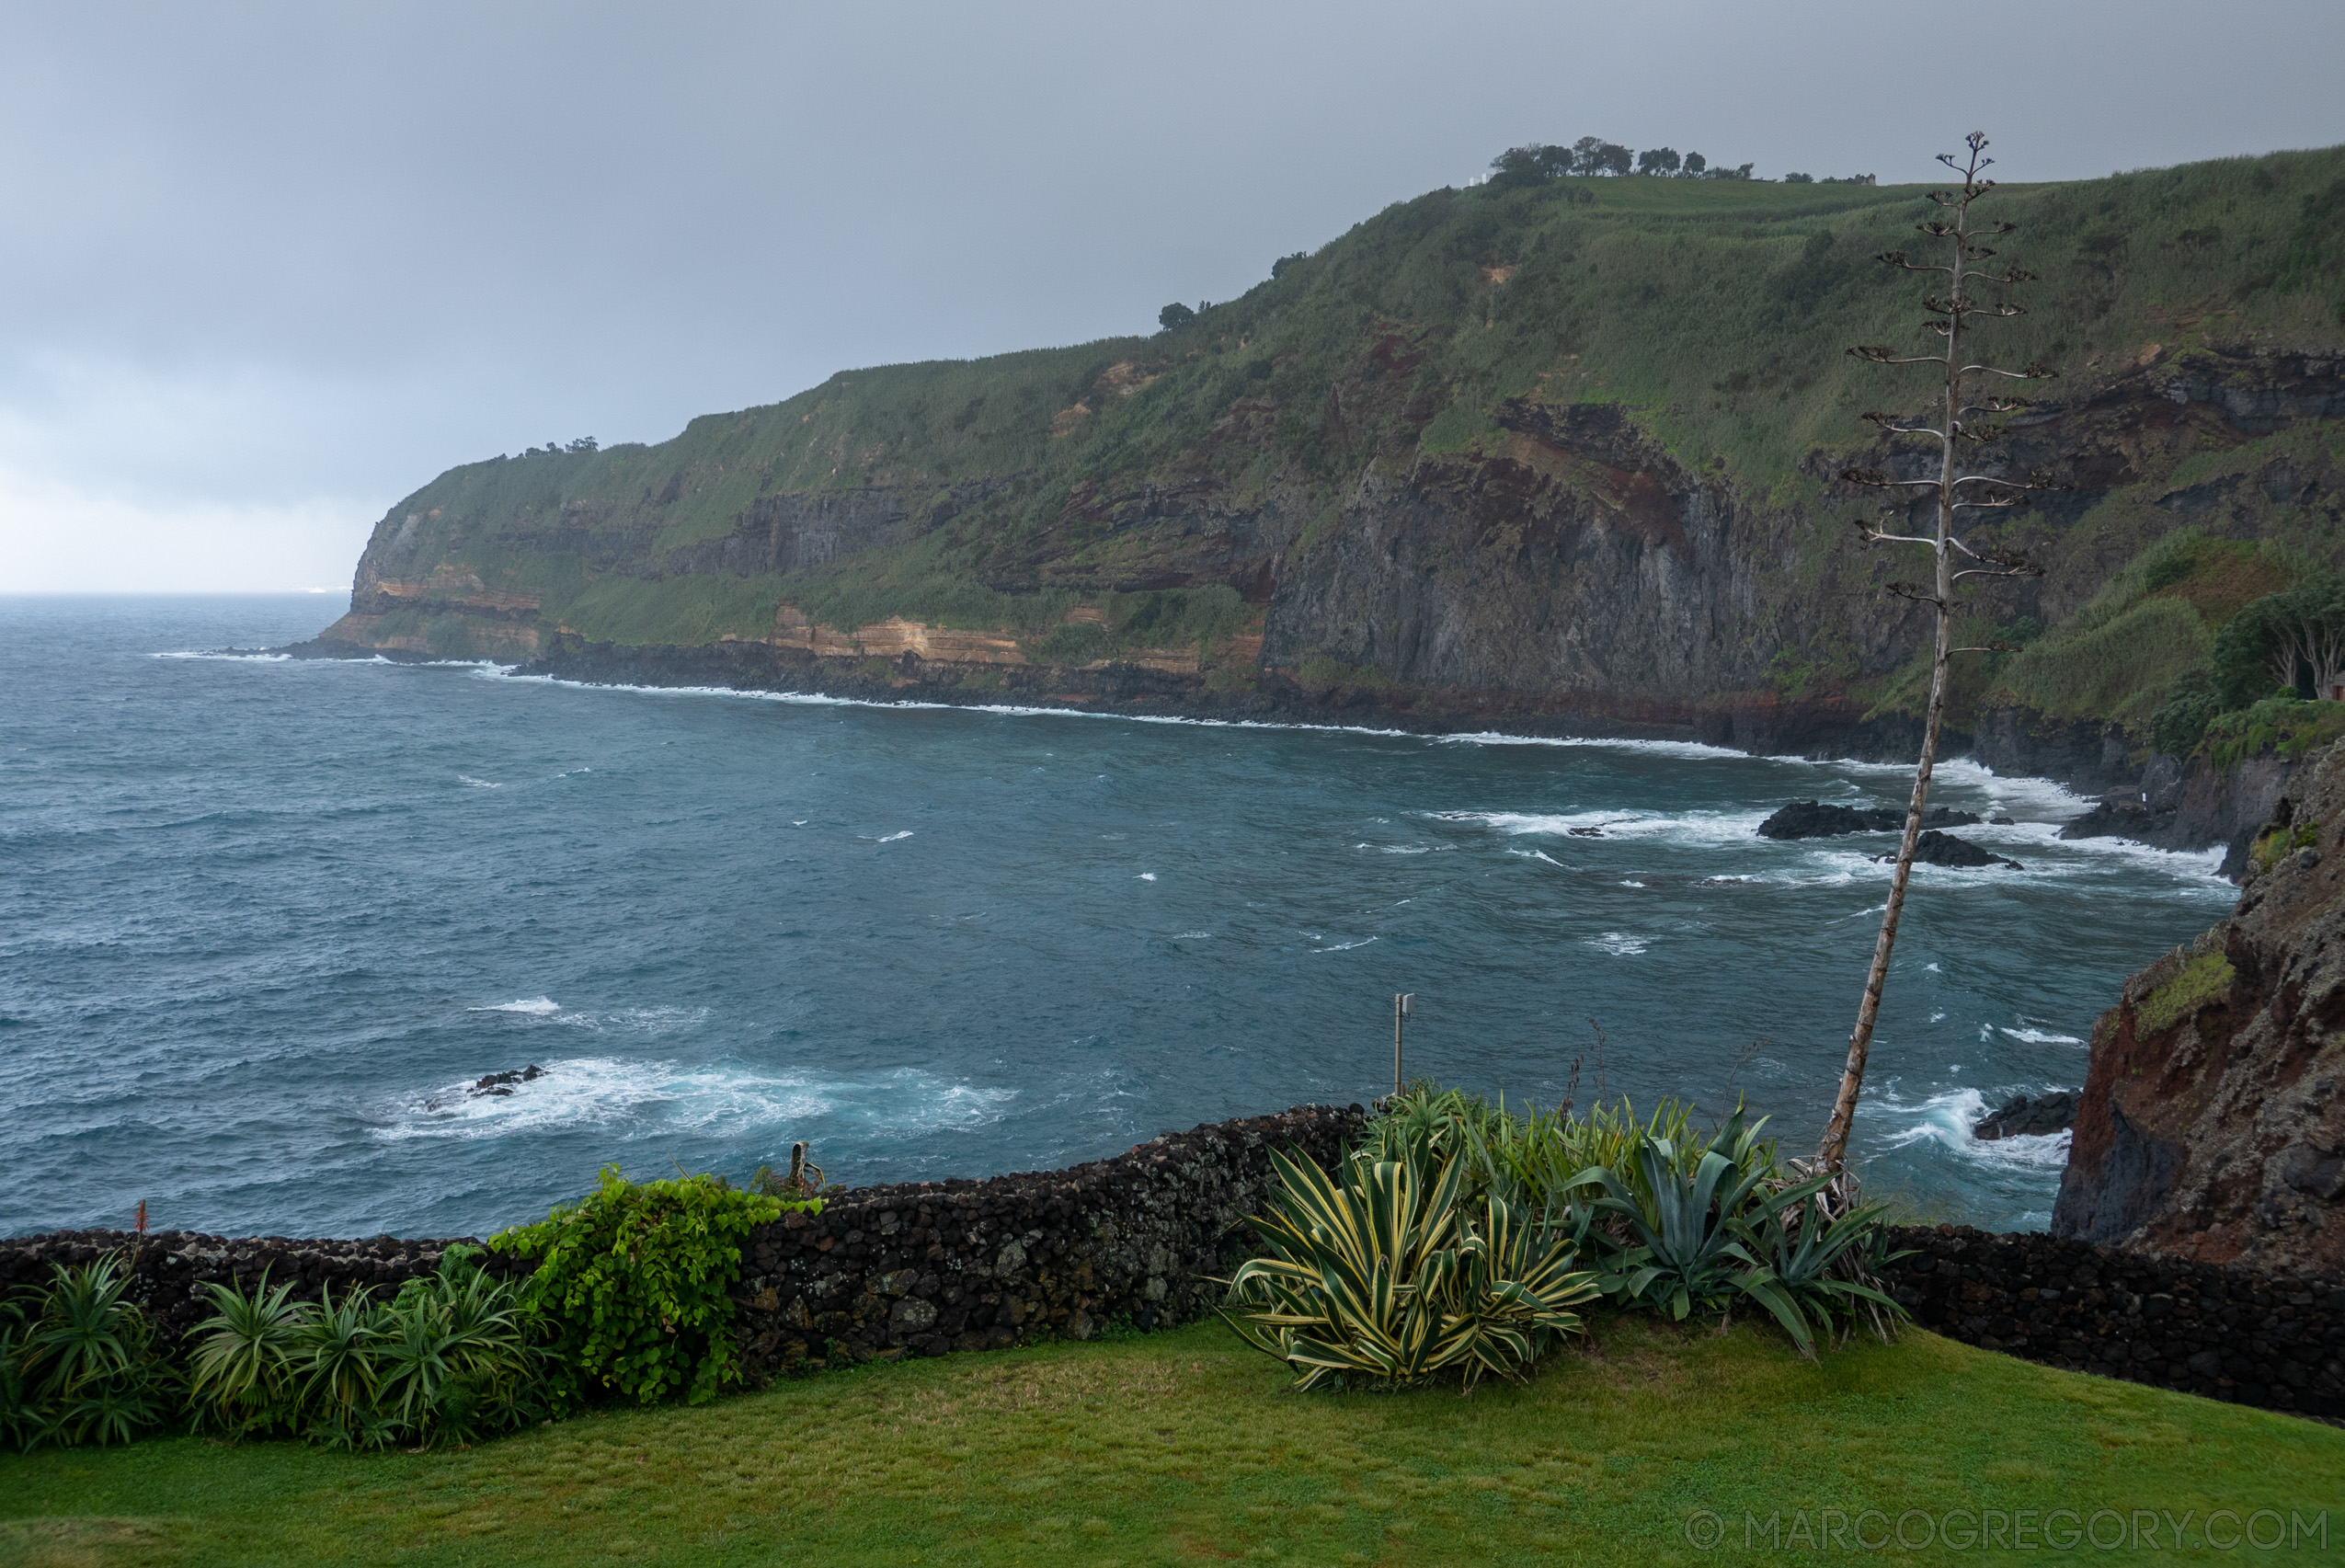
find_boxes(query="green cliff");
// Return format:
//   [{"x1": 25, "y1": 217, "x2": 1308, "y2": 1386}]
[{"x1": 315, "y1": 147, "x2": 2345, "y2": 762}]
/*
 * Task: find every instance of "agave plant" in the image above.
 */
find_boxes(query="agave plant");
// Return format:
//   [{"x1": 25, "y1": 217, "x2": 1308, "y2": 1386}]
[
  {"x1": 1570, "y1": 1110, "x2": 1829, "y2": 1350},
  {"x1": 186, "y1": 1272, "x2": 314, "y2": 1437},
  {"x1": 372, "y1": 1252, "x2": 543, "y2": 1448},
  {"x1": 1220, "y1": 1130, "x2": 1597, "y2": 1391},
  {"x1": 17, "y1": 1254, "x2": 168, "y2": 1447},
  {"x1": 292, "y1": 1284, "x2": 386, "y2": 1448},
  {"x1": 1752, "y1": 1192, "x2": 1909, "y2": 1348}
]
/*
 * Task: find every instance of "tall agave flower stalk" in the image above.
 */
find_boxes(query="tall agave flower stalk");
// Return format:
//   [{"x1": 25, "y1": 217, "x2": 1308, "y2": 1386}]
[{"x1": 1819, "y1": 132, "x2": 2055, "y2": 1172}]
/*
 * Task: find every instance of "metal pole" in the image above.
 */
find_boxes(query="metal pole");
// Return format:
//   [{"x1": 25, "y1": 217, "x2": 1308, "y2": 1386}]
[{"x1": 1393, "y1": 993, "x2": 1403, "y2": 1095}]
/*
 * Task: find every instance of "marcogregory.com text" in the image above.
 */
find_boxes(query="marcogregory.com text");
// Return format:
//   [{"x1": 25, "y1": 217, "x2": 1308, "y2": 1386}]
[{"x1": 1682, "y1": 1507, "x2": 2329, "y2": 1552}]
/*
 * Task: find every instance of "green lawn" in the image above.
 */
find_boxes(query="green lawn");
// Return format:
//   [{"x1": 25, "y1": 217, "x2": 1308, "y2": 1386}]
[{"x1": 2, "y1": 1319, "x2": 2338, "y2": 1567}]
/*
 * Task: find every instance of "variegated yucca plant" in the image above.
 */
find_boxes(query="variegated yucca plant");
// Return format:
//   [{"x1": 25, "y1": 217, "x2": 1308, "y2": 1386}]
[{"x1": 1218, "y1": 1130, "x2": 1597, "y2": 1391}]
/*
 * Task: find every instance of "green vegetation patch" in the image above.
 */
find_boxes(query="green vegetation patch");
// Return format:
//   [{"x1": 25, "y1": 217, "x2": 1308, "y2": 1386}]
[
  {"x1": 493, "y1": 1170, "x2": 782, "y2": 1409},
  {"x1": 1994, "y1": 596, "x2": 2210, "y2": 725},
  {"x1": 543, "y1": 573, "x2": 791, "y2": 647},
  {"x1": 2136, "y1": 951, "x2": 2238, "y2": 1036},
  {"x1": 2252, "y1": 820, "x2": 2323, "y2": 875},
  {"x1": 4, "y1": 1319, "x2": 2336, "y2": 1566},
  {"x1": 2203, "y1": 697, "x2": 2345, "y2": 770}
]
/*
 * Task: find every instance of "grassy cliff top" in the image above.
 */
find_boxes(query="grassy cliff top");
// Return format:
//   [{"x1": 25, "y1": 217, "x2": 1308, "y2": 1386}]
[{"x1": 363, "y1": 146, "x2": 2345, "y2": 704}]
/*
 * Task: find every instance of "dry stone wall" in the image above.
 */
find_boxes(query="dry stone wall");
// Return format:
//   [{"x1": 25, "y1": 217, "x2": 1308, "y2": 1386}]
[
  {"x1": 726, "y1": 1104, "x2": 1365, "y2": 1376},
  {"x1": 1884, "y1": 1224, "x2": 2345, "y2": 1420},
  {"x1": 10, "y1": 1110, "x2": 2338, "y2": 1425},
  {"x1": 0, "y1": 1231, "x2": 452, "y2": 1350},
  {"x1": 0, "y1": 1104, "x2": 1366, "y2": 1379}
]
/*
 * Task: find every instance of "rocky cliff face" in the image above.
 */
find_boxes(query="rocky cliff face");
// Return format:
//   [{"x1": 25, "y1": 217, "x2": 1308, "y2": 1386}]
[
  {"x1": 2054, "y1": 741, "x2": 2345, "y2": 1273},
  {"x1": 311, "y1": 355, "x2": 2344, "y2": 748}
]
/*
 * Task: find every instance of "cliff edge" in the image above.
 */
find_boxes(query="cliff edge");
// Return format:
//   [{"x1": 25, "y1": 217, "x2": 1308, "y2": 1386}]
[{"x1": 2054, "y1": 740, "x2": 2345, "y2": 1273}]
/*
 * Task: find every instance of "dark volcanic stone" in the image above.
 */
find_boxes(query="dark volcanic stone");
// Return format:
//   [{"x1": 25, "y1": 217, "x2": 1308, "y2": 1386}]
[
  {"x1": 2060, "y1": 796, "x2": 2162, "y2": 841},
  {"x1": 1756, "y1": 800, "x2": 1983, "y2": 840},
  {"x1": 470, "y1": 1065, "x2": 545, "y2": 1097},
  {"x1": 1975, "y1": 1091, "x2": 2079, "y2": 1140},
  {"x1": 1875, "y1": 830, "x2": 2023, "y2": 869}
]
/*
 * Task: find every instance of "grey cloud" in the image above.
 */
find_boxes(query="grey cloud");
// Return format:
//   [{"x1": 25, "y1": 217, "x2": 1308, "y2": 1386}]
[{"x1": 2, "y1": 0, "x2": 2339, "y2": 587}]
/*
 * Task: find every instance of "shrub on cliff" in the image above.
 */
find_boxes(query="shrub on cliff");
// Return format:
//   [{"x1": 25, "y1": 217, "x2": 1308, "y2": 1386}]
[
  {"x1": 493, "y1": 1168, "x2": 781, "y2": 1409},
  {"x1": 2202, "y1": 695, "x2": 2345, "y2": 770}
]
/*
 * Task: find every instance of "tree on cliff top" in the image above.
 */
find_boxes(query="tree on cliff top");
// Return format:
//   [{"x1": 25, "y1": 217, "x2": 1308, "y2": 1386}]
[{"x1": 1820, "y1": 133, "x2": 2056, "y2": 1173}]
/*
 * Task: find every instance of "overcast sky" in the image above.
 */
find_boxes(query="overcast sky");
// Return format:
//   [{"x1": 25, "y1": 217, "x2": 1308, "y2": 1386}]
[{"x1": 4, "y1": 1, "x2": 2340, "y2": 591}]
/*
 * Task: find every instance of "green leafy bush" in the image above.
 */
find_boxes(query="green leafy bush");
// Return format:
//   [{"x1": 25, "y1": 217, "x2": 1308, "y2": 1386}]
[
  {"x1": 2149, "y1": 669, "x2": 2222, "y2": 756},
  {"x1": 2, "y1": 1254, "x2": 173, "y2": 1450},
  {"x1": 1220, "y1": 1127, "x2": 1597, "y2": 1391},
  {"x1": 492, "y1": 1168, "x2": 781, "y2": 1409}
]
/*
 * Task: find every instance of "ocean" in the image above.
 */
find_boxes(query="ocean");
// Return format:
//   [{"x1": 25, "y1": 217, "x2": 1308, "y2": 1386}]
[{"x1": 0, "y1": 595, "x2": 2235, "y2": 1240}]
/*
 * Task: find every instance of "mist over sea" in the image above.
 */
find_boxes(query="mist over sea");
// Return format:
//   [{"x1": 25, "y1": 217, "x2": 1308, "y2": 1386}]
[{"x1": 0, "y1": 596, "x2": 2236, "y2": 1240}]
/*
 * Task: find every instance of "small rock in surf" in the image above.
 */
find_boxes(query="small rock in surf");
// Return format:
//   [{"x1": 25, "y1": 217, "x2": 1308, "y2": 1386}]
[
  {"x1": 469, "y1": 1065, "x2": 546, "y2": 1098},
  {"x1": 1872, "y1": 830, "x2": 2023, "y2": 869}
]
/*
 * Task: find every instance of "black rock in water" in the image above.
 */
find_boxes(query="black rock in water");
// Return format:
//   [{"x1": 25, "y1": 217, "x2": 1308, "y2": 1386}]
[
  {"x1": 1757, "y1": 800, "x2": 1983, "y2": 840},
  {"x1": 469, "y1": 1065, "x2": 545, "y2": 1098},
  {"x1": 1974, "y1": 1091, "x2": 2078, "y2": 1140},
  {"x1": 1875, "y1": 830, "x2": 2024, "y2": 869}
]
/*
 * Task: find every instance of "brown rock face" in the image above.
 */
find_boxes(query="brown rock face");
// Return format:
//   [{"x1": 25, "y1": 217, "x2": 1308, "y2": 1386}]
[{"x1": 2053, "y1": 742, "x2": 2345, "y2": 1273}]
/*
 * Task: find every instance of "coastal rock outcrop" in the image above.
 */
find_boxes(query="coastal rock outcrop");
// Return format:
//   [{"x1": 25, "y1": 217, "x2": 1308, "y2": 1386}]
[
  {"x1": 1973, "y1": 1092, "x2": 2077, "y2": 1140},
  {"x1": 2055, "y1": 751, "x2": 2299, "y2": 875},
  {"x1": 288, "y1": 152, "x2": 2345, "y2": 845},
  {"x1": 2053, "y1": 741, "x2": 2345, "y2": 1274},
  {"x1": 1756, "y1": 800, "x2": 1982, "y2": 840},
  {"x1": 1880, "y1": 830, "x2": 2023, "y2": 870}
]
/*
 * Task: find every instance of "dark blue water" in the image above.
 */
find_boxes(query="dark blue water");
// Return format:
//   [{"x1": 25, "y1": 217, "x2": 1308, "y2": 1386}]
[{"x1": 1, "y1": 596, "x2": 2235, "y2": 1240}]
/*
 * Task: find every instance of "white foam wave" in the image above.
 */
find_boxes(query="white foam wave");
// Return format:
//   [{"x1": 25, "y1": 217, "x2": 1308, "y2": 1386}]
[
  {"x1": 2000, "y1": 1026, "x2": 2085, "y2": 1046},
  {"x1": 1586, "y1": 932, "x2": 1650, "y2": 956},
  {"x1": 1435, "y1": 731, "x2": 1746, "y2": 760},
  {"x1": 458, "y1": 774, "x2": 501, "y2": 789},
  {"x1": 154, "y1": 650, "x2": 292, "y2": 662},
  {"x1": 1313, "y1": 937, "x2": 1378, "y2": 953},
  {"x1": 490, "y1": 670, "x2": 1435, "y2": 740},
  {"x1": 1172, "y1": 931, "x2": 1211, "y2": 940},
  {"x1": 1137, "y1": 872, "x2": 1157, "y2": 881},
  {"x1": 1875, "y1": 1086, "x2": 2074, "y2": 1171},
  {"x1": 1356, "y1": 842, "x2": 1448, "y2": 854},
  {"x1": 1436, "y1": 807, "x2": 1767, "y2": 846},
  {"x1": 872, "y1": 830, "x2": 913, "y2": 842},
  {"x1": 379, "y1": 1057, "x2": 1017, "y2": 1144},
  {"x1": 469, "y1": 997, "x2": 560, "y2": 1015}
]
